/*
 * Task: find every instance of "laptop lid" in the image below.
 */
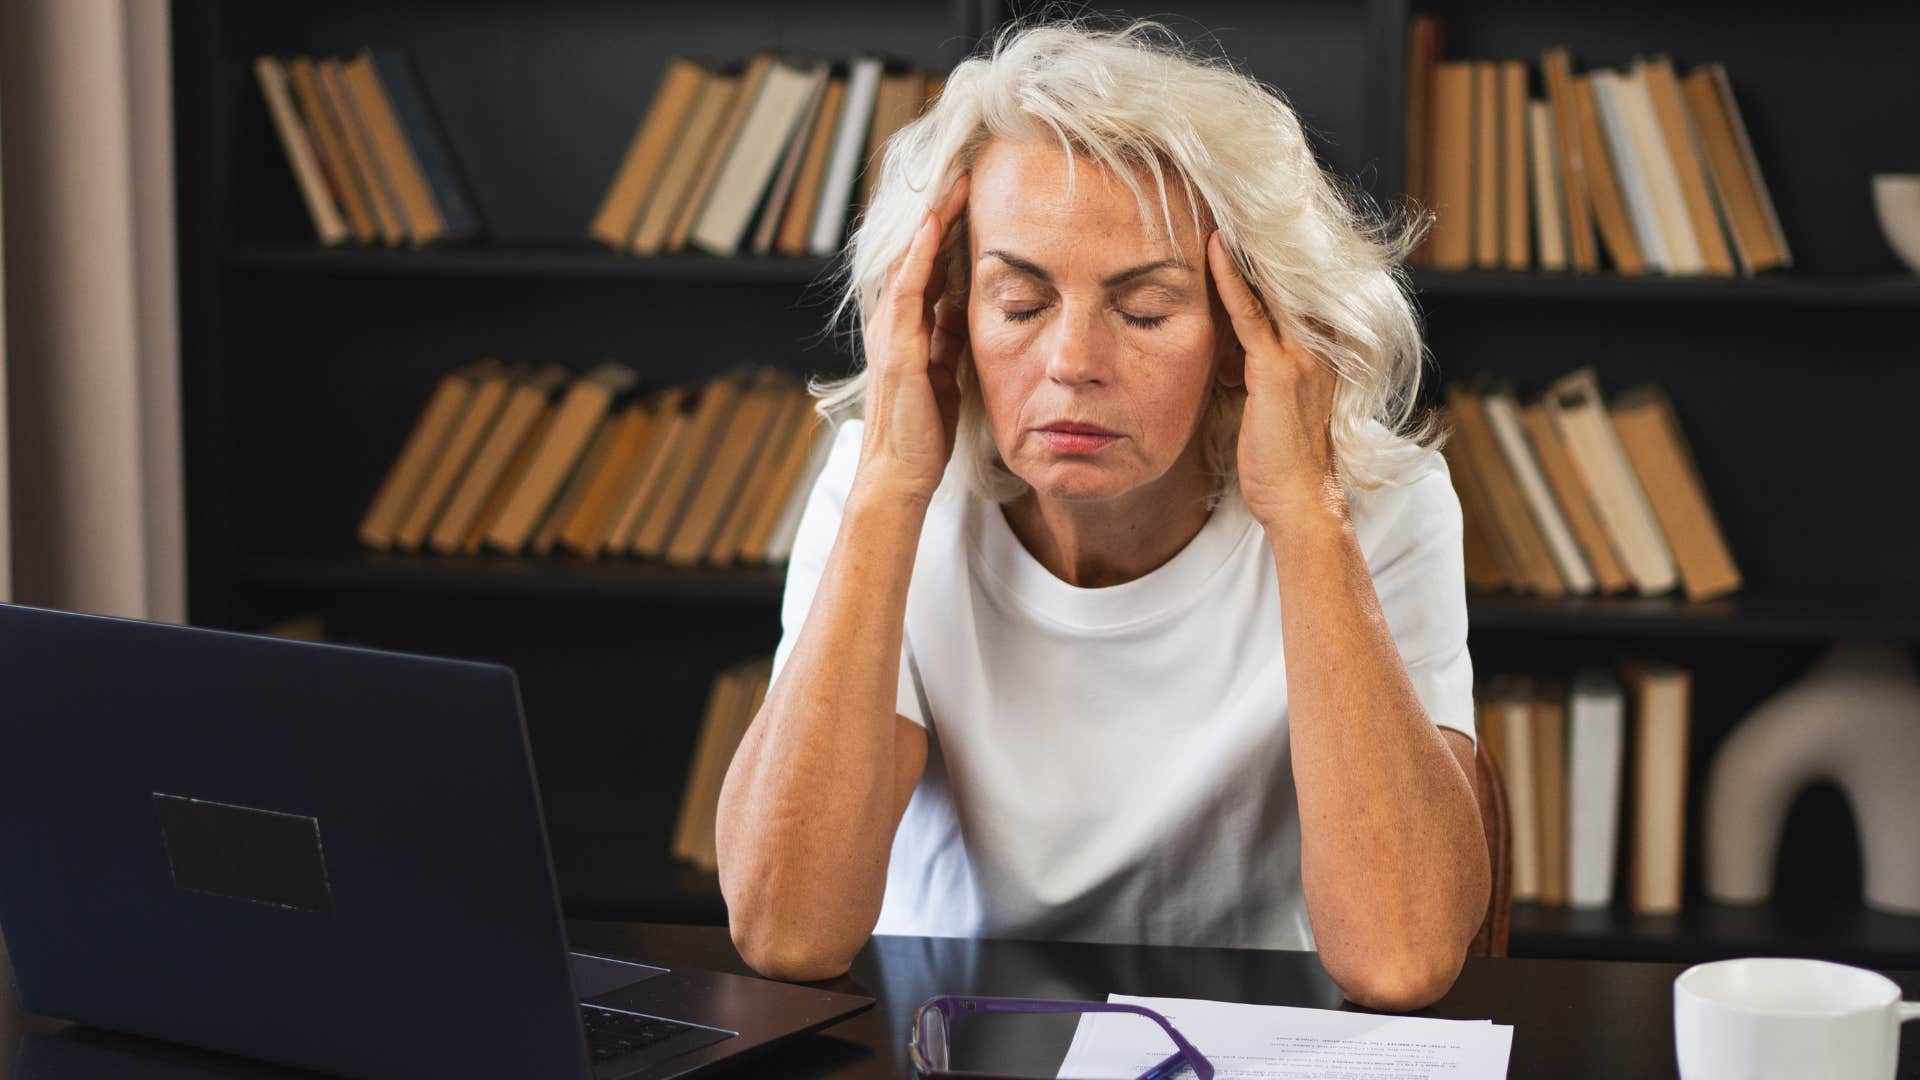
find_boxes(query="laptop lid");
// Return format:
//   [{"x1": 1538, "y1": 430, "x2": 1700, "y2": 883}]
[{"x1": 0, "y1": 603, "x2": 593, "y2": 1079}]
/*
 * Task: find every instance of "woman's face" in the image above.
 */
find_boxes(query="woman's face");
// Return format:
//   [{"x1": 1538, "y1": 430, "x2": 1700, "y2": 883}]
[{"x1": 965, "y1": 137, "x2": 1234, "y2": 504}]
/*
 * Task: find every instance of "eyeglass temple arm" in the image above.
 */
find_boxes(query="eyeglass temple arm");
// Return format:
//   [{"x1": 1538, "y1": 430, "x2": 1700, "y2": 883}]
[{"x1": 936, "y1": 999, "x2": 1213, "y2": 1080}]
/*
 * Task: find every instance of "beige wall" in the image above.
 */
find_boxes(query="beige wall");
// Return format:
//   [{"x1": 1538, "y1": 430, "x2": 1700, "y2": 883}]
[{"x1": 0, "y1": 0, "x2": 183, "y2": 621}]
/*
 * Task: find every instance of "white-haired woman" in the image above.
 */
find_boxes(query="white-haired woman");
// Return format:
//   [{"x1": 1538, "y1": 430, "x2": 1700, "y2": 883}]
[{"x1": 714, "y1": 19, "x2": 1489, "y2": 1012}]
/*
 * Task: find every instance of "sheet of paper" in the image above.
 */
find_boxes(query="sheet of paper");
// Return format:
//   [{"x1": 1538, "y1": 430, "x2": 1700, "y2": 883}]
[{"x1": 1057, "y1": 993, "x2": 1513, "y2": 1079}]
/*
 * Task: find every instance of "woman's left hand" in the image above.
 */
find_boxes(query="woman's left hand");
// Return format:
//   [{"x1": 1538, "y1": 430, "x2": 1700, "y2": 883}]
[{"x1": 1206, "y1": 230, "x2": 1345, "y2": 533}]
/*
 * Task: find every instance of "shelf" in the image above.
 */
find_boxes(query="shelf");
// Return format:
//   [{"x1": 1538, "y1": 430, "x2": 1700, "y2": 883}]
[
  {"x1": 1466, "y1": 586, "x2": 1920, "y2": 642},
  {"x1": 223, "y1": 244, "x2": 838, "y2": 284},
  {"x1": 237, "y1": 549, "x2": 787, "y2": 604},
  {"x1": 1410, "y1": 269, "x2": 1920, "y2": 308},
  {"x1": 1509, "y1": 899, "x2": 1920, "y2": 970}
]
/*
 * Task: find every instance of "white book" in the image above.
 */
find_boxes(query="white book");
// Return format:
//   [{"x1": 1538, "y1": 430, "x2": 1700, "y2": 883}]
[
  {"x1": 1590, "y1": 70, "x2": 1668, "y2": 273},
  {"x1": 690, "y1": 59, "x2": 822, "y2": 256},
  {"x1": 1528, "y1": 101, "x2": 1567, "y2": 272},
  {"x1": 1547, "y1": 367, "x2": 1678, "y2": 595},
  {"x1": 1499, "y1": 681, "x2": 1542, "y2": 903},
  {"x1": 1482, "y1": 385, "x2": 1595, "y2": 594},
  {"x1": 809, "y1": 57, "x2": 883, "y2": 256},
  {"x1": 254, "y1": 57, "x2": 349, "y2": 245},
  {"x1": 1620, "y1": 64, "x2": 1703, "y2": 275},
  {"x1": 750, "y1": 62, "x2": 832, "y2": 256},
  {"x1": 762, "y1": 423, "x2": 837, "y2": 563},
  {"x1": 1566, "y1": 669, "x2": 1625, "y2": 909}
]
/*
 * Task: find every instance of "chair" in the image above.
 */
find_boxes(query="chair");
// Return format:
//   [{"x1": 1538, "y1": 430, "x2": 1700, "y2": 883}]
[{"x1": 1466, "y1": 740, "x2": 1511, "y2": 958}]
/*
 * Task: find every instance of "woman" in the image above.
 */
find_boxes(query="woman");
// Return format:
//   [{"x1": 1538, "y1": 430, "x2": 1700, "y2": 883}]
[{"x1": 713, "y1": 19, "x2": 1488, "y2": 1013}]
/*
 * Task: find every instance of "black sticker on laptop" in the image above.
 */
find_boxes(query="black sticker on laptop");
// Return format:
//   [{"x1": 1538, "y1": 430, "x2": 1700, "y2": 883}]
[{"x1": 154, "y1": 793, "x2": 334, "y2": 913}]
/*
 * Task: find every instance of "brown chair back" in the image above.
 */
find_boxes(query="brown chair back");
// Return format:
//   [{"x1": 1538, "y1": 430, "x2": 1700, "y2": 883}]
[{"x1": 1466, "y1": 740, "x2": 1511, "y2": 958}]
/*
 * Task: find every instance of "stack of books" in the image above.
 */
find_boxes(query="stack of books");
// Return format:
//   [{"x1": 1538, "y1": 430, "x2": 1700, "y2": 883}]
[
  {"x1": 356, "y1": 362, "x2": 832, "y2": 566},
  {"x1": 256, "y1": 49, "x2": 482, "y2": 247},
  {"x1": 1404, "y1": 16, "x2": 1790, "y2": 276},
  {"x1": 1440, "y1": 367, "x2": 1741, "y2": 602},
  {"x1": 590, "y1": 54, "x2": 944, "y2": 257},
  {"x1": 1477, "y1": 658, "x2": 1692, "y2": 916},
  {"x1": 672, "y1": 655, "x2": 775, "y2": 872}
]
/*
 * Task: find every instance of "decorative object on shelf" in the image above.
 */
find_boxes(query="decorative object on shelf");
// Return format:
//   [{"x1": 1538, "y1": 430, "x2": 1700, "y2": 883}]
[
  {"x1": 1703, "y1": 639, "x2": 1920, "y2": 916},
  {"x1": 1871, "y1": 174, "x2": 1920, "y2": 274}
]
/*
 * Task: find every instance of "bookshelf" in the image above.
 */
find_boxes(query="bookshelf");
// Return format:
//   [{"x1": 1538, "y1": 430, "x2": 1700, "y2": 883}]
[{"x1": 174, "y1": 0, "x2": 1920, "y2": 963}]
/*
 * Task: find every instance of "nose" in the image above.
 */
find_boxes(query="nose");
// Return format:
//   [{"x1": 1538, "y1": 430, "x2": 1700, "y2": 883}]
[{"x1": 1043, "y1": 303, "x2": 1114, "y2": 387}]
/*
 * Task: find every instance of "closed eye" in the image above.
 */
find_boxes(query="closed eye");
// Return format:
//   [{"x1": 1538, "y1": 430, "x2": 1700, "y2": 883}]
[
  {"x1": 1002, "y1": 307, "x2": 1046, "y2": 324},
  {"x1": 1120, "y1": 312, "x2": 1170, "y2": 329}
]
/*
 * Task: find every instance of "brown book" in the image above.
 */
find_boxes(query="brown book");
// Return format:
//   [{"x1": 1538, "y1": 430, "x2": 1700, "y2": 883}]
[
  {"x1": 1533, "y1": 679, "x2": 1570, "y2": 906},
  {"x1": 320, "y1": 58, "x2": 404, "y2": 246},
  {"x1": 1473, "y1": 62, "x2": 1501, "y2": 269},
  {"x1": 1446, "y1": 383, "x2": 1566, "y2": 596},
  {"x1": 487, "y1": 363, "x2": 640, "y2": 553},
  {"x1": 738, "y1": 405, "x2": 828, "y2": 563},
  {"x1": 529, "y1": 414, "x2": 620, "y2": 557},
  {"x1": 629, "y1": 71, "x2": 737, "y2": 256},
  {"x1": 1620, "y1": 656, "x2": 1691, "y2": 916},
  {"x1": 676, "y1": 656, "x2": 774, "y2": 871},
  {"x1": 590, "y1": 58, "x2": 707, "y2": 250},
  {"x1": 559, "y1": 402, "x2": 656, "y2": 556},
  {"x1": 604, "y1": 388, "x2": 695, "y2": 556},
  {"x1": 254, "y1": 56, "x2": 349, "y2": 246},
  {"x1": 664, "y1": 369, "x2": 792, "y2": 565},
  {"x1": 1682, "y1": 64, "x2": 1790, "y2": 276},
  {"x1": 775, "y1": 77, "x2": 848, "y2": 257},
  {"x1": 429, "y1": 365, "x2": 569, "y2": 554},
  {"x1": 749, "y1": 63, "x2": 831, "y2": 256},
  {"x1": 1429, "y1": 62, "x2": 1475, "y2": 271},
  {"x1": 1639, "y1": 57, "x2": 1735, "y2": 277},
  {"x1": 1609, "y1": 386, "x2": 1740, "y2": 601},
  {"x1": 1501, "y1": 60, "x2": 1530, "y2": 270},
  {"x1": 1519, "y1": 401, "x2": 1632, "y2": 594},
  {"x1": 631, "y1": 373, "x2": 751, "y2": 559},
  {"x1": 1496, "y1": 675, "x2": 1541, "y2": 903},
  {"x1": 357, "y1": 360, "x2": 487, "y2": 549},
  {"x1": 287, "y1": 57, "x2": 376, "y2": 244},
  {"x1": 673, "y1": 664, "x2": 747, "y2": 865},
  {"x1": 858, "y1": 69, "x2": 926, "y2": 208},
  {"x1": 1476, "y1": 685, "x2": 1506, "y2": 773},
  {"x1": 1440, "y1": 416, "x2": 1519, "y2": 592},
  {"x1": 708, "y1": 387, "x2": 809, "y2": 564},
  {"x1": 463, "y1": 403, "x2": 556, "y2": 555},
  {"x1": 1403, "y1": 15, "x2": 1442, "y2": 268},
  {"x1": 1540, "y1": 47, "x2": 1598, "y2": 273},
  {"x1": 341, "y1": 52, "x2": 445, "y2": 245},
  {"x1": 667, "y1": 53, "x2": 775, "y2": 253},
  {"x1": 394, "y1": 360, "x2": 514, "y2": 552},
  {"x1": 1571, "y1": 73, "x2": 1647, "y2": 275}
]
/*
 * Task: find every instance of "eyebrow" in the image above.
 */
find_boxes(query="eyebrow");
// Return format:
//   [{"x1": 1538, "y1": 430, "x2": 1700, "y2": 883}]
[{"x1": 981, "y1": 249, "x2": 1193, "y2": 288}]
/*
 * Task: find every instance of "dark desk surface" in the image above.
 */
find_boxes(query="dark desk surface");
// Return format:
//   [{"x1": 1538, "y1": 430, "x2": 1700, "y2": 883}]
[{"x1": 3, "y1": 921, "x2": 1917, "y2": 1078}]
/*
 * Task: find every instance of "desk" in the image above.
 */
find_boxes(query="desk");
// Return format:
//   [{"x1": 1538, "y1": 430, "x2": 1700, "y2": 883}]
[{"x1": 2, "y1": 922, "x2": 1916, "y2": 1078}]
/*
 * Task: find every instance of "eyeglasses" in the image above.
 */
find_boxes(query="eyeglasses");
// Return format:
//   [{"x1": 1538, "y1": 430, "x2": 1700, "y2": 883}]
[{"x1": 908, "y1": 995, "x2": 1214, "y2": 1080}]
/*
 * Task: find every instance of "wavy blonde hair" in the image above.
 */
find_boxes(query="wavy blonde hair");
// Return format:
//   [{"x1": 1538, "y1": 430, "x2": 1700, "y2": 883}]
[{"x1": 812, "y1": 15, "x2": 1442, "y2": 506}]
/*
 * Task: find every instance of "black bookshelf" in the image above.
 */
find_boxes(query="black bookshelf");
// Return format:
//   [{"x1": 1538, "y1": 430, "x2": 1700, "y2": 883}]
[{"x1": 174, "y1": 0, "x2": 1920, "y2": 963}]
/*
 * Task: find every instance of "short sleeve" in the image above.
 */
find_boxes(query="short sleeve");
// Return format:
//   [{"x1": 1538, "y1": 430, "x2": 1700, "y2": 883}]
[
  {"x1": 1360, "y1": 450, "x2": 1476, "y2": 744},
  {"x1": 768, "y1": 418, "x2": 928, "y2": 727}
]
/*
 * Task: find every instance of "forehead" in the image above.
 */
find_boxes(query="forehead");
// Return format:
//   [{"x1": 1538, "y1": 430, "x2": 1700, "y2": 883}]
[{"x1": 968, "y1": 137, "x2": 1203, "y2": 262}]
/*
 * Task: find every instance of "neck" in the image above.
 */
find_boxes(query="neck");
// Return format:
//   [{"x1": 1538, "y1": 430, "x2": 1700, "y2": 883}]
[{"x1": 999, "y1": 448, "x2": 1214, "y2": 588}]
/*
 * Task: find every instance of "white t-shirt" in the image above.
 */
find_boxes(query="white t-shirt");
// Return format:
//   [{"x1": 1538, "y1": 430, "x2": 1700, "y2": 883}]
[{"x1": 768, "y1": 417, "x2": 1475, "y2": 952}]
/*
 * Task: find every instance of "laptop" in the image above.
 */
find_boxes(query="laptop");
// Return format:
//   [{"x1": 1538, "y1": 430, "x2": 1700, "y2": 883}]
[{"x1": 0, "y1": 602, "x2": 872, "y2": 1078}]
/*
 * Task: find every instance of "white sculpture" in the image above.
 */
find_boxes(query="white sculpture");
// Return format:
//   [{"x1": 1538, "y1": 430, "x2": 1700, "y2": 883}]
[{"x1": 1703, "y1": 640, "x2": 1920, "y2": 916}]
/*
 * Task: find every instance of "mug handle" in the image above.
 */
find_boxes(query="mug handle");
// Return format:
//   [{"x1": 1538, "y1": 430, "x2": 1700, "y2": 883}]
[{"x1": 1903, "y1": 1001, "x2": 1920, "y2": 1023}]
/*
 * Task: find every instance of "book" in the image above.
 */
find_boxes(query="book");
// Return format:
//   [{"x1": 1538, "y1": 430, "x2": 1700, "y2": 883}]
[
  {"x1": 669, "y1": 53, "x2": 775, "y2": 253},
  {"x1": 357, "y1": 360, "x2": 489, "y2": 549},
  {"x1": 707, "y1": 386, "x2": 811, "y2": 564},
  {"x1": 605, "y1": 388, "x2": 696, "y2": 556},
  {"x1": 254, "y1": 56, "x2": 349, "y2": 246},
  {"x1": 858, "y1": 67, "x2": 926, "y2": 209},
  {"x1": 1540, "y1": 47, "x2": 1598, "y2": 273},
  {"x1": 554, "y1": 402, "x2": 656, "y2": 556},
  {"x1": 1517, "y1": 401, "x2": 1631, "y2": 594},
  {"x1": 320, "y1": 57, "x2": 405, "y2": 246},
  {"x1": 1590, "y1": 69, "x2": 1668, "y2": 273},
  {"x1": 1620, "y1": 656, "x2": 1691, "y2": 916},
  {"x1": 286, "y1": 57, "x2": 376, "y2": 244},
  {"x1": 776, "y1": 75, "x2": 848, "y2": 256},
  {"x1": 759, "y1": 421, "x2": 837, "y2": 563},
  {"x1": 1482, "y1": 382, "x2": 1595, "y2": 595},
  {"x1": 341, "y1": 52, "x2": 446, "y2": 245},
  {"x1": 1446, "y1": 382, "x2": 1566, "y2": 596},
  {"x1": 1440, "y1": 415, "x2": 1521, "y2": 591},
  {"x1": 1545, "y1": 368, "x2": 1677, "y2": 595},
  {"x1": 367, "y1": 48, "x2": 482, "y2": 242},
  {"x1": 664, "y1": 369, "x2": 794, "y2": 564},
  {"x1": 691, "y1": 59, "x2": 825, "y2": 256},
  {"x1": 810, "y1": 57, "x2": 884, "y2": 255},
  {"x1": 750, "y1": 63, "x2": 833, "y2": 256},
  {"x1": 630, "y1": 373, "x2": 751, "y2": 558},
  {"x1": 429, "y1": 365, "x2": 569, "y2": 554},
  {"x1": 1638, "y1": 56, "x2": 1736, "y2": 277},
  {"x1": 1569, "y1": 73, "x2": 1645, "y2": 275},
  {"x1": 738, "y1": 402, "x2": 829, "y2": 564},
  {"x1": 630, "y1": 71, "x2": 738, "y2": 256},
  {"x1": 530, "y1": 414, "x2": 622, "y2": 557},
  {"x1": 673, "y1": 656, "x2": 773, "y2": 871},
  {"x1": 1428, "y1": 62, "x2": 1475, "y2": 271},
  {"x1": 1618, "y1": 64, "x2": 1702, "y2": 275},
  {"x1": 1403, "y1": 15, "x2": 1443, "y2": 269},
  {"x1": 1527, "y1": 101, "x2": 1568, "y2": 271},
  {"x1": 393, "y1": 359, "x2": 515, "y2": 552},
  {"x1": 1683, "y1": 63, "x2": 1791, "y2": 276},
  {"x1": 1500, "y1": 60, "x2": 1530, "y2": 271},
  {"x1": 1473, "y1": 62, "x2": 1500, "y2": 269},
  {"x1": 1496, "y1": 676, "x2": 1542, "y2": 903},
  {"x1": 462, "y1": 402, "x2": 557, "y2": 555},
  {"x1": 1608, "y1": 386, "x2": 1741, "y2": 601},
  {"x1": 1566, "y1": 668, "x2": 1626, "y2": 910},
  {"x1": 487, "y1": 363, "x2": 641, "y2": 553},
  {"x1": 591, "y1": 58, "x2": 708, "y2": 250},
  {"x1": 1533, "y1": 679, "x2": 1570, "y2": 906}
]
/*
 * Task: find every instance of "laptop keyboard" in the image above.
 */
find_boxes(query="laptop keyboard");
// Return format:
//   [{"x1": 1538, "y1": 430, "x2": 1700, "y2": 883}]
[{"x1": 580, "y1": 1003, "x2": 695, "y2": 1063}]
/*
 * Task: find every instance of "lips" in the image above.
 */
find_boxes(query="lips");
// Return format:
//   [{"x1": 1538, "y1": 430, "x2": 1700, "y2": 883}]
[
  {"x1": 1039, "y1": 421, "x2": 1120, "y2": 437},
  {"x1": 1035, "y1": 422, "x2": 1121, "y2": 454}
]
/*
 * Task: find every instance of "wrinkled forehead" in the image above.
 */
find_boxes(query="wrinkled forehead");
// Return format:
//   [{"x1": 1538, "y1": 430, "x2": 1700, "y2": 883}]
[{"x1": 966, "y1": 136, "x2": 1209, "y2": 264}]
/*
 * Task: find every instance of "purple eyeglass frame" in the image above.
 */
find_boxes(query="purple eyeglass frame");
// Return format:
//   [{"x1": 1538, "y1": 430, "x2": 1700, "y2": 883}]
[{"x1": 907, "y1": 995, "x2": 1215, "y2": 1080}]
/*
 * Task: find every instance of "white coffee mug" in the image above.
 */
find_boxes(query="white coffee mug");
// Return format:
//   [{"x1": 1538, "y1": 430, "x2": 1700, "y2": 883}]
[{"x1": 1675, "y1": 957, "x2": 1920, "y2": 1079}]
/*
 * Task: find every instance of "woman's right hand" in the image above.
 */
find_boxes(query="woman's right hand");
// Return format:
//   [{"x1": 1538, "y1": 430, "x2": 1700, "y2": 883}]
[{"x1": 856, "y1": 173, "x2": 971, "y2": 504}]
